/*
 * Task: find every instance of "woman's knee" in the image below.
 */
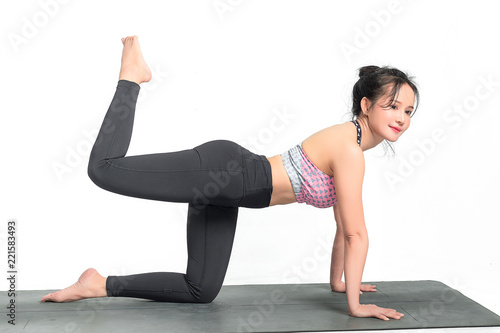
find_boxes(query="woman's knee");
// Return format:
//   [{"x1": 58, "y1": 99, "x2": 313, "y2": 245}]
[
  {"x1": 194, "y1": 288, "x2": 219, "y2": 304},
  {"x1": 87, "y1": 157, "x2": 112, "y2": 190},
  {"x1": 186, "y1": 278, "x2": 222, "y2": 304}
]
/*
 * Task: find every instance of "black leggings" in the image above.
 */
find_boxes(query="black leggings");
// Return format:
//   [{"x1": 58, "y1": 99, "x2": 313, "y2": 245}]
[{"x1": 88, "y1": 80, "x2": 273, "y2": 303}]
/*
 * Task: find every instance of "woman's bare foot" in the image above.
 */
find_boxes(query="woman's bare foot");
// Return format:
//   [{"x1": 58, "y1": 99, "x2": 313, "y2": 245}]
[
  {"x1": 40, "y1": 268, "x2": 107, "y2": 303},
  {"x1": 118, "y1": 35, "x2": 152, "y2": 85}
]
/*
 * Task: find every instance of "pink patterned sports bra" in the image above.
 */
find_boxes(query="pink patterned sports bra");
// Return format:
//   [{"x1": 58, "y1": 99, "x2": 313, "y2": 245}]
[{"x1": 280, "y1": 120, "x2": 362, "y2": 208}]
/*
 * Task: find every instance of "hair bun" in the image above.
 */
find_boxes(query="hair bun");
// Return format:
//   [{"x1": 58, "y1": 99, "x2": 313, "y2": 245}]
[{"x1": 358, "y1": 65, "x2": 380, "y2": 78}]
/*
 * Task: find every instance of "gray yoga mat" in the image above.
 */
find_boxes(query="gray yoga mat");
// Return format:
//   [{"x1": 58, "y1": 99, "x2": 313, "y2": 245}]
[{"x1": 2, "y1": 280, "x2": 499, "y2": 332}]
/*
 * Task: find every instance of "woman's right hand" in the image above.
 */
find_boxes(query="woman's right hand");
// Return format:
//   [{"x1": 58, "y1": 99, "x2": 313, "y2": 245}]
[{"x1": 349, "y1": 304, "x2": 404, "y2": 321}]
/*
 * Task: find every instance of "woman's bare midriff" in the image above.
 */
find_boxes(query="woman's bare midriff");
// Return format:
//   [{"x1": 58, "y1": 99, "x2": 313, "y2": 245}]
[{"x1": 266, "y1": 155, "x2": 297, "y2": 206}]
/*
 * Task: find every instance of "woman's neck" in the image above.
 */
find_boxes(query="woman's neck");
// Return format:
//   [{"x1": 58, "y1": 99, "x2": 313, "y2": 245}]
[{"x1": 355, "y1": 115, "x2": 385, "y2": 151}]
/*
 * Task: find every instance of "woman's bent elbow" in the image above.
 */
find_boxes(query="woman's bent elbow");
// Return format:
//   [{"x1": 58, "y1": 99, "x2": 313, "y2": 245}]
[{"x1": 344, "y1": 233, "x2": 368, "y2": 246}]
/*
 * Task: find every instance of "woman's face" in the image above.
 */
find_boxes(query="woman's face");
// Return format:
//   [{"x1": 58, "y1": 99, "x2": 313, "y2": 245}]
[{"x1": 364, "y1": 83, "x2": 416, "y2": 142}]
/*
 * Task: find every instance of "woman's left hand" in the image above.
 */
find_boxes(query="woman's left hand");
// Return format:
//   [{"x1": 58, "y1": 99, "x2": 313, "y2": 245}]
[{"x1": 331, "y1": 281, "x2": 377, "y2": 294}]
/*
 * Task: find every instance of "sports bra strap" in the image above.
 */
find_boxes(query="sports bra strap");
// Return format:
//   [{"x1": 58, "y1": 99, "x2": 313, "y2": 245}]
[{"x1": 351, "y1": 120, "x2": 362, "y2": 146}]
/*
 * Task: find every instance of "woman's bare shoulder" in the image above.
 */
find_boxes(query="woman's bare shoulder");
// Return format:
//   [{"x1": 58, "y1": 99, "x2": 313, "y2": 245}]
[
  {"x1": 304, "y1": 122, "x2": 358, "y2": 150},
  {"x1": 329, "y1": 123, "x2": 364, "y2": 169},
  {"x1": 304, "y1": 122, "x2": 356, "y2": 143},
  {"x1": 302, "y1": 121, "x2": 361, "y2": 176}
]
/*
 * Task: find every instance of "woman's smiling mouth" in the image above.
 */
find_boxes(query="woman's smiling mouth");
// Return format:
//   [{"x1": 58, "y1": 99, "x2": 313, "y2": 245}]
[{"x1": 389, "y1": 126, "x2": 401, "y2": 133}]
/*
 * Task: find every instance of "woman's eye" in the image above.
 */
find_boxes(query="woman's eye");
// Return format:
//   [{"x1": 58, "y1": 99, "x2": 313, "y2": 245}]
[
  {"x1": 391, "y1": 105, "x2": 398, "y2": 109},
  {"x1": 405, "y1": 110, "x2": 412, "y2": 115}
]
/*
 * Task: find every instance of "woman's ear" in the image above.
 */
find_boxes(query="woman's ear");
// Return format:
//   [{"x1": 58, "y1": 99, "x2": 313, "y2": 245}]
[{"x1": 360, "y1": 97, "x2": 371, "y2": 115}]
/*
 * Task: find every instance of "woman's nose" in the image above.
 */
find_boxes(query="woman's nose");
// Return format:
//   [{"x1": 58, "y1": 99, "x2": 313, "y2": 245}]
[{"x1": 397, "y1": 110, "x2": 405, "y2": 124}]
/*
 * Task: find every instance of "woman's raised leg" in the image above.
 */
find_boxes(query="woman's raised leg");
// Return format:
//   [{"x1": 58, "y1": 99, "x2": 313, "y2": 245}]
[{"x1": 86, "y1": 36, "x2": 245, "y2": 205}]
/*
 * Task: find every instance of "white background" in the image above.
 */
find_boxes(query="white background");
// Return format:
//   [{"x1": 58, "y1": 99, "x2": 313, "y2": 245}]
[{"x1": 1, "y1": 0, "x2": 499, "y2": 330}]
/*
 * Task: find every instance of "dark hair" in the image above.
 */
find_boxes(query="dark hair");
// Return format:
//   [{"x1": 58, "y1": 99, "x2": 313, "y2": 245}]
[
  {"x1": 351, "y1": 65, "x2": 420, "y2": 156},
  {"x1": 352, "y1": 65, "x2": 419, "y2": 118}
]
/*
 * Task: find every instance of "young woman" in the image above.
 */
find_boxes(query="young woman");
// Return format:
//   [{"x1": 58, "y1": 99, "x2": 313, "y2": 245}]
[{"x1": 41, "y1": 36, "x2": 419, "y2": 321}]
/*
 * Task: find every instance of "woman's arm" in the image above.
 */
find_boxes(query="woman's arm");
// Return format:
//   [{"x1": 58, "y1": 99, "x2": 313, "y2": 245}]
[
  {"x1": 330, "y1": 204, "x2": 377, "y2": 293},
  {"x1": 332, "y1": 144, "x2": 403, "y2": 320},
  {"x1": 330, "y1": 204, "x2": 345, "y2": 291},
  {"x1": 332, "y1": 144, "x2": 367, "y2": 312}
]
